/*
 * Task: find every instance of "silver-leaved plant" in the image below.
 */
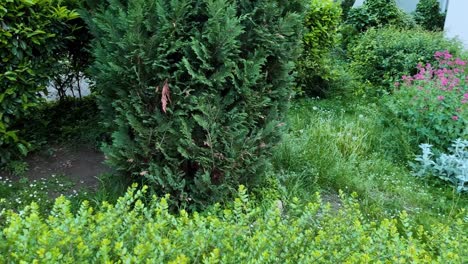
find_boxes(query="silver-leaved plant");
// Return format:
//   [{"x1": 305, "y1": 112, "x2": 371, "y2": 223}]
[{"x1": 412, "y1": 139, "x2": 468, "y2": 192}]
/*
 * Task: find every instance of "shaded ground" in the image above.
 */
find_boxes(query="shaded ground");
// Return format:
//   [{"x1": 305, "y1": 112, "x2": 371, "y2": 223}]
[{"x1": 0, "y1": 145, "x2": 111, "y2": 191}]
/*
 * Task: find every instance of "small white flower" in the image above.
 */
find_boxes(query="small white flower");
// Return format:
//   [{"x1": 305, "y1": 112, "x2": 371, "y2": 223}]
[{"x1": 312, "y1": 106, "x2": 318, "y2": 111}]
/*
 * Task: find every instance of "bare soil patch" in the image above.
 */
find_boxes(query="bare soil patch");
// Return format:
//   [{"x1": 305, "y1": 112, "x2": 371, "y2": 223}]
[{"x1": 1, "y1": 145, "x2": 111, "y2": 191}]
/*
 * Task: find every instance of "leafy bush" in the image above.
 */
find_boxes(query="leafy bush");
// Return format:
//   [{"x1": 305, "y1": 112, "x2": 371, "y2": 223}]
[
  {"x1": 0, "y1": 184, "x2": 466, "y2": 262},
  {"x1": 85, "y1": 0, "x2": 305, "y2": 208},
  {"x1": 387, "y1": 51, "x2": 468, "y2": 150},
  {"x1": 349, "y1": 27, "x2": 463, "y2": 93},
  {"x1": 296, "y1": 0, "x2": 342, "y2": 96},
  {"x1": 346, "y1": 0, "x2": 414, "y2": 33},
  {"x1": 412, "y1": 139, "x2": 468, "y2": 192},
  {"x1": 0, "y1": 0, "x2": 79, "y2": 165},
  {"x1": 414, "y1": 0, "x2": 446, "y2": 31}
]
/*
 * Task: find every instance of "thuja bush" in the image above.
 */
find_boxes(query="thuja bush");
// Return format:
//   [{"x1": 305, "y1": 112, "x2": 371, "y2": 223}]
[
  {"x1": 349, "y1": 27, "x2": 462, "y2": 94},
  {"x1": 0, "y1": 0, "x2": 79, "y2": 165},
  {"x1": 86, "y1": 0, "x2": 305, "y2": 208},
  {"x1": 414, "y1": 0, "x2": 446, "y2": 32},
  {"x1": 1, "y1": 185, "x2": 466, "y2": 263},
  {"x1": 296, "y1": 0, "x2": 342, "y2": 96},
  {"x1": 340, "y1": 0, "x2": 356, "y2": 20},
  {"x1": 387, "y1": 51, "x2": 468, "y2": 151}
]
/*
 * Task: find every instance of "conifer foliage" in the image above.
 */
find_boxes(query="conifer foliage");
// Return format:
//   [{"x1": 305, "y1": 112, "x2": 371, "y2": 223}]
[{"x1": 86, "y1": 0, "x2": 304, "y2": 207}]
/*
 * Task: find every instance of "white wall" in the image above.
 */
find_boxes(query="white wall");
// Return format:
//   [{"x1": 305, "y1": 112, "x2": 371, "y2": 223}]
[
  {"x1": 396, "y1": 0, "x2": 419, "y2": 13},
  {"x1": 353, "y1": 0, "x2": 364, "y2": 7},
  {"x1": 444, "y1": 0, "x2": 468, "y2": 49}
]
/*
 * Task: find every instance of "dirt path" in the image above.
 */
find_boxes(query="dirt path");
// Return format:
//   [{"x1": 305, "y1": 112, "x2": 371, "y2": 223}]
[{"x1": 0, "y1": 145, "x2": 112, "y2": 191}]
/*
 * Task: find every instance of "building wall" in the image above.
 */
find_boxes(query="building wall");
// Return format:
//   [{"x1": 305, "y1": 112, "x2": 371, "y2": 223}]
[
  {"x1": 396, "y1": 0, "x2": 418, "y2": 13},
  {"x1": 444, "y1": 0, "x2": 468, "y2": 48}
]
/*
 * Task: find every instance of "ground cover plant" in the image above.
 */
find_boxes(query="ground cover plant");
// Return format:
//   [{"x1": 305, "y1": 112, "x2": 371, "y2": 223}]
[
  {"x1": 0, "y1": 185, "x2": 466, "y2": 263},
  {"x1": 413, "y1": 139, "x2": 468, "y2": 192}
]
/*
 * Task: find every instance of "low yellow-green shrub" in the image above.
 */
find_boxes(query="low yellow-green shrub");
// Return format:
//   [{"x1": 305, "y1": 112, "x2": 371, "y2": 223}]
[{"x1": 0, "y1": 185, "x2": 466, "y2": 263}]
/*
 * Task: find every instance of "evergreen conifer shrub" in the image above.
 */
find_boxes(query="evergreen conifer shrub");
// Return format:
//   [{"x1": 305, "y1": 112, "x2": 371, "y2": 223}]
[
  {"x1": 414, "y1": 0, "x2": 446, "y2": 31},
  {"x1": 86, "y1": 0, "x2": 305, "y2": 207}
]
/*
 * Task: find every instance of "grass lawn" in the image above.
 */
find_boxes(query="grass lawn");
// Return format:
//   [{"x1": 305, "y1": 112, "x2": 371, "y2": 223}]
[{"x1": 272, "y1": 98, "x2": 467, "y2": 227}]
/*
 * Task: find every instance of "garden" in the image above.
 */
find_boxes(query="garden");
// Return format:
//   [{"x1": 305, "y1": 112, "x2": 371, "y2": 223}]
[{"x1": 0, "y1": 0, "x2": 467, "y2": 262}]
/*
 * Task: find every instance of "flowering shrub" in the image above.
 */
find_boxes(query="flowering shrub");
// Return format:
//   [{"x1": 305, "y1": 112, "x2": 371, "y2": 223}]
[
  {"x1": 0, "y1": 185, "x2": 466, "y2": 263},
  {"x1": 349, "y1": 27, "x2": 462, "y2": 93},
  {"x1": 387, "y1": 51, "x2": 468, "y2": 150}
]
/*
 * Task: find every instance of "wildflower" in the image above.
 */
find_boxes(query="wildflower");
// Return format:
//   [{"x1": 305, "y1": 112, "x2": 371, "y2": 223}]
[
  {"x1": 452, "y1": 116, "x2": 459, "y2": 121},
  {"x1": 440, "y1": 77, "x2": 449, "y2": 86},
  {"x1": 455, "y1": 58, "x2": 466, "y2": 66},
  {"x1": 437, "y1": 96, "x2": 445, "y2": 101},
  {"x1": 414, "y1": 73, "x2": 425, "y2": 80}
]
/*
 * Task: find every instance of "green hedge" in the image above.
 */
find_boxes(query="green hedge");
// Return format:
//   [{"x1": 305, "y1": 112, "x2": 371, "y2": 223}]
[{"x1": 1, "y1": 185, "x2": 466, "y2": 263}]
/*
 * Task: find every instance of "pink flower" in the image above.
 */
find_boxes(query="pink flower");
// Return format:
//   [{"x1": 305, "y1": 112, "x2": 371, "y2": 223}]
[
  {"x1": 452, "y1": 116, "x2": 459, "y2": 121},
  {"x1": 455, "y1": 58, "x2": 466, "y2": 66},
  {"x1": 437, "y1": 95, "x2": 445, "y2": 101},
  {"x1": 414, "y1": 73, "x2": 425, "y2": 80},
  {"x1": 440, "y1": 77, "x2": 449, "y2": 86},
  {"x1": 463, "y1": 93, "x2": 468, "y2": 99}
]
